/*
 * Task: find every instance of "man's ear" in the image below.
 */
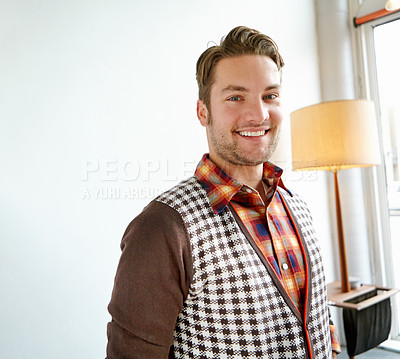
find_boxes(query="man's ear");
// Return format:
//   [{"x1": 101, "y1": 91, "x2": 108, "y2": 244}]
[{"x1": 197, "y1": 99, "x2": 209, "y2": 127}]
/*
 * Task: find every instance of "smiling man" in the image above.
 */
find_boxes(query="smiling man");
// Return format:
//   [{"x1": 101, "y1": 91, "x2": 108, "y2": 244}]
[
  {"x1": 106, "y1": 26, "x2": 340, "y2": 358},
  {"x1": 197, "y1": 54, "x2": 283, "y2": 201}
]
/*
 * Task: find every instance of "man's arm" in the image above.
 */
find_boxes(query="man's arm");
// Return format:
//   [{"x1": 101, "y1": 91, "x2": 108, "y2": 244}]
[
  {"x1": 106, "y1": 201, "x2": 193, "y2": 358},
  {"x1": 330, "y1": 311, "x2": 341, "y2": 356}
]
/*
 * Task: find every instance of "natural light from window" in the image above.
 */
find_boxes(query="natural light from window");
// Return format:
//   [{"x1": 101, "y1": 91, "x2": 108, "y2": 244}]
[{"x1": 374, "y1": 18, "x2": 400, "y2": 340}]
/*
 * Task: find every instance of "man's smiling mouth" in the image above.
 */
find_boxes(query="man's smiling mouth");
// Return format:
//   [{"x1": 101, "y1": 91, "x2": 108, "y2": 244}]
[{"x1": 237, "y1": 130, "x2": 267, "y2": 137}]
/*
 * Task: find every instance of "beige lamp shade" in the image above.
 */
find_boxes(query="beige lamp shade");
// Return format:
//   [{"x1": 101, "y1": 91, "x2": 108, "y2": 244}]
[{"x1": 290, "y1": 99, "x2": 381, "y2": 171}]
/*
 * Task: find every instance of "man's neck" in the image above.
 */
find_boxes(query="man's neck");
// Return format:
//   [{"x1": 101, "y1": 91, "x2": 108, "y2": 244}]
[
  {"x1": 215, "y1": 161, "x2": 264, "y2": 191},
  {"x1": 223, "y1": 163, "x2": 268, "y2": 203}
]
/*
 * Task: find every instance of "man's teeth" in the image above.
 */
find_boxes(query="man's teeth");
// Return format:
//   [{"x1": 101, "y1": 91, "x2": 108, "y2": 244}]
[{"x1": 238, "y1": 130, "x2": 266, "y2": 137}]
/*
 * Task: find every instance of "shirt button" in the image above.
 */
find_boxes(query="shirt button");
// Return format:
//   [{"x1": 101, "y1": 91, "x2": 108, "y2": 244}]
[{"x1": 282, "y1": 263, "x2": 289, "y2": 270}]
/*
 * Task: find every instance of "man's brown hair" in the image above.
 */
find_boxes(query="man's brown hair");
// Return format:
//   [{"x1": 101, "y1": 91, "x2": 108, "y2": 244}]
[{"x1": 196, "y1": 26, "x2": 285, "y2": 109}]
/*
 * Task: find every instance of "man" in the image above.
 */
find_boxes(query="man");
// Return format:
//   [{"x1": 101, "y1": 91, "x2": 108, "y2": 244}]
[{"x1": 107, "y1": 26, "x2": 340, "y2": 358}]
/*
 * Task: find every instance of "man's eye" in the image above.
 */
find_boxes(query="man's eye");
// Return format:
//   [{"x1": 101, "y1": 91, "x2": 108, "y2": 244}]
[
  {"x1": 264, "y1": 94, "x2": 278, "y2": 100},
  {"x1": 228, "y1": 96, "x2": 241, "y2": 101}
]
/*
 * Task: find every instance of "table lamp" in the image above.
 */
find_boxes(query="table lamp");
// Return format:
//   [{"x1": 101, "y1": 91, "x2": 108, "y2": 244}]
[{"x1": 290, "y1": 99, "x2": 381, "y2": 293}]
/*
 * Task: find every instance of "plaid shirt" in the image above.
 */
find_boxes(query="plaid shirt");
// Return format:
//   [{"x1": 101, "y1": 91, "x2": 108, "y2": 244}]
[{"x1": 195, "y1": 154, "x2": 340, "y2": 353}]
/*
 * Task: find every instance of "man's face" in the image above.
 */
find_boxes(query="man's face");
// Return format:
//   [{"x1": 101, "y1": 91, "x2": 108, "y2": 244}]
[{"x1": 197, "y1": 55, "x2": 283, "y2": 170}]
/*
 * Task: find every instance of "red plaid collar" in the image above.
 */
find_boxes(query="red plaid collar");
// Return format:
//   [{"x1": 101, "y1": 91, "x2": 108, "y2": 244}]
[{"x1": 195, "y1": 154, "x2": 289, "y2": 214}]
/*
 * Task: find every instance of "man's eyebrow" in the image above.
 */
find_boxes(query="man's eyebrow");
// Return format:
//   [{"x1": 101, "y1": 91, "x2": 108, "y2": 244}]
[
  {"x1": 220, "y1": 85, "x2": 249, "y2": 94},
  {"x1": 265, "y1": 84, "x2": 282, "y2": 91},
  {"x1": 220, "y1": 84, "x2": 282, "y2": 94}
]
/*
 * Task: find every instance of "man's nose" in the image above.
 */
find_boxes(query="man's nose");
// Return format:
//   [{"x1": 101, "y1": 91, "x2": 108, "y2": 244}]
[{"x1": 244, "y1": 99, "x2": 269, "y2": 124}]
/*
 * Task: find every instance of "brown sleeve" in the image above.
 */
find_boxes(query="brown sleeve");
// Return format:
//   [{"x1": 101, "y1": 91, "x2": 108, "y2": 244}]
[{"x1": 106, "y1": 200, "x2": 193, "y2": 359}]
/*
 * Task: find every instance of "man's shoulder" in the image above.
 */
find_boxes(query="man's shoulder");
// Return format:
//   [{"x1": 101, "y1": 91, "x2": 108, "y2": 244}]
[
  {"x1": 122, "y1": 198, "x2": 189, "y2": 248},
  {"x1": 156, "y1": 176, "x2": 206, "y2": 208},
  {"x1": 125, "y1": 176, "x2": 205, "y2": 231}
]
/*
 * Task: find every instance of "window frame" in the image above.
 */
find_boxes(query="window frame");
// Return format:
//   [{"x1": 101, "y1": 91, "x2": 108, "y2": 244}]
[{"x1": 350, "y1": 5, "x2": 400, "y2": 340}]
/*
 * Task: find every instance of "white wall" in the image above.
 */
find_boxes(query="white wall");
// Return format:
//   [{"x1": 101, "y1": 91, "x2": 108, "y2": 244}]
[{"x1": 0, "y1": 1, "x2": 334, "y2": 358}]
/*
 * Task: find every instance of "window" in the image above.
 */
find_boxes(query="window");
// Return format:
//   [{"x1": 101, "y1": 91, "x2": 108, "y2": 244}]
[
  {"x1": 374, "y1": 20, "x2": 400, "y2": 214},
  {"x1": 374, "y1": 18, "x2": 400, "y2": 341},
  {"x1": 352, "y1": 8, "x2": 400, "y2": 343}
]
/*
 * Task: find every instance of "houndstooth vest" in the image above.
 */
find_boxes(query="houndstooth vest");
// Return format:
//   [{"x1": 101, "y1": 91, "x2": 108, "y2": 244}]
[{"x1": 157, "y1": 176, "x2": 332, "y2": 358}]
